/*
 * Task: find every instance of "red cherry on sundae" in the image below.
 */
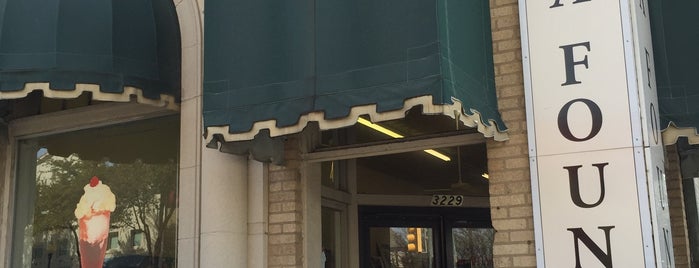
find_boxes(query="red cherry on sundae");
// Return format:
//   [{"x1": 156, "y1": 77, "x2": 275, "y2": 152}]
[{"x1": 89, "y1": 176, "x2": 99, "y2": 187}]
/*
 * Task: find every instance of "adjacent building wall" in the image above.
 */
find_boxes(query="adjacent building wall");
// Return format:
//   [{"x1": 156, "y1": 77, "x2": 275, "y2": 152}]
[{"x1": 486, "y1": 0, "x2": 537, "y2": 267}]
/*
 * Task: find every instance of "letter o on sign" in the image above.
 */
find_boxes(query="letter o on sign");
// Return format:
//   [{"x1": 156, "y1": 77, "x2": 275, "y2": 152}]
[{"x1": 557, "y1": 98, "x2": 603, "y2": 142}]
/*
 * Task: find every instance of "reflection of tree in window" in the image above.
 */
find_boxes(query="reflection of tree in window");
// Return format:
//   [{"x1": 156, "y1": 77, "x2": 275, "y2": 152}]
[
  {"x1": 32, "y1": 153, "x2": 178, "y2": 267},
  {"x1": 452, "y1": 228, "x2": 494, "y2": 267}
]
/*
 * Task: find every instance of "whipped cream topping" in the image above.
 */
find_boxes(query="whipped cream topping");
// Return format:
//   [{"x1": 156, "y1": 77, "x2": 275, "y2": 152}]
[{"x1": 74, "y1": 178, "x2": 116, "y2": 219}]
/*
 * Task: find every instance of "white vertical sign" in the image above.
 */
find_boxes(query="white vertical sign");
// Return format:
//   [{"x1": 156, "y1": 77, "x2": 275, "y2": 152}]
[
  {"x1": 519, "y1": 0, "x2": 672, "y2": 267},
  {"x1": 631, "y1": 0, "x2": 675, "y2": 266}
]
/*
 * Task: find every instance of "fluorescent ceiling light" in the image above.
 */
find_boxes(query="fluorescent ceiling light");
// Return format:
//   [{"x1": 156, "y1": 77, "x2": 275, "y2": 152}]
[
  {"x1": 357, "y1": 118, "x2": 451, "y2": 161},
  {"x1": 423, "y1": 149, "x2": 452, "y2": 161},
  {"x1": 357, "y1": 118, "x2": 404, "y2": 138}
]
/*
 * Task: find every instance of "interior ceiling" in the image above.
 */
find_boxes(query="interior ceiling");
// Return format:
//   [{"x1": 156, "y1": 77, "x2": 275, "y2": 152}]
[
  {"x1": 321, "y1": 105, "x2": 489, "y2": 196},
  {"x1": 357, "y1": 143, "x2": 489, "y2": 195},
  {"x1": 320, "y1": 105, "x2": 479, "y2": 146},
  {"x1": 358, "y1": 106, "x2": 479, "y2": 144}
]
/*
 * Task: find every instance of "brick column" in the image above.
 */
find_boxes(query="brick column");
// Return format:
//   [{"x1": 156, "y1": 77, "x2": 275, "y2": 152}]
[
  {"x1": 666, "y1": 144, "x2": 691, "y2": 266},
  {"x1": 268, "y1": 136, "x2": 304, "y2": 268},
  {"x1": 486, "y1": 0, "x2": 536, "y2": 267}
]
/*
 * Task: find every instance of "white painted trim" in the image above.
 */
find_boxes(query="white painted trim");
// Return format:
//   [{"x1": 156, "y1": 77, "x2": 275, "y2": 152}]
[
  {"x1": 322, "y1": 186, "x2": 352, "y2": 205},
  {"x1": 199, "y1": 148, "x2": 248, "y2": 267},
  {"x1": 518, "y1": 0, "x2": 546, "y2": 266},
  {"x1": 346, "y1": 159, "x2": 360, "y2": 268},
  {"x1": 620, "y1": 0, "x2": 657, "y2": 266},
  {"x1": 0, "y1": 128, "x2": 14, "y2": 268},
  {"x1": 319, "y1": 197, "x2": 350, "y2": 268},
  {"x1": 174, "y1": 0, "x2": 204, "y2": 267},
  {"x1": 206, "y1": 95, "x2": 508, "y2": 143},
  {"x1": 303, "y1": 161, "x2": 323, "y2": 268},
  {"x1": 247, "y1": 160, "x2": 268, "y2": 268}
]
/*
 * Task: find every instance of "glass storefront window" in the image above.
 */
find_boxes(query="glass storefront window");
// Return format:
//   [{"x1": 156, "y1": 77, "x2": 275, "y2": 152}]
[
  {"x1": 321, "y1": 161, "x2": 341, "y2": 190},
  {"x1": 322, "y1": 207, "x2": 341, "y2": 268},
  {"x1": 10, "y1": 116, "x2": 179, "y2": 268}
]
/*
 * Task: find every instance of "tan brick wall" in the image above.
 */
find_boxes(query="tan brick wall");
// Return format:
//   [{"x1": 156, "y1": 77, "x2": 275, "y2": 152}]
[
  {"x1": 666, "y1": 144, "x2": 692, "y2": 267},
  {"x1": 487, "y1": 0, "x2": 536, "y2": 267},
  {"x1": 268, "y1": 136, "x2": 304, "y2": 268}
]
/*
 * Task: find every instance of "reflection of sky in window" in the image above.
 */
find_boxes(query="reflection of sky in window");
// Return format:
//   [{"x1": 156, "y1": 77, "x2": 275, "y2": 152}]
[
  {"x1": 35, "y1": 147, "x2": 116, "y2": 167},
  {"x1": 36, "y1": 147, "x2": 48, "y2": 158},
  {"x1": 133, "y1": 231, "x2": 144, "y2": 247}
]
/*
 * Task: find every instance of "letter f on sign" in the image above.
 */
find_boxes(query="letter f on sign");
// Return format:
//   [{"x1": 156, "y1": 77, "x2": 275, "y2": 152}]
[{"x1": 560, "y1": 42, "x2": 591, "y2": 86}]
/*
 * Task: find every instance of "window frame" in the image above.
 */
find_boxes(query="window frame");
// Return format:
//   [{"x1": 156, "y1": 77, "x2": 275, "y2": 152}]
[{"x1": 0, "y1": 102, "x2": 176, "y2": 267}]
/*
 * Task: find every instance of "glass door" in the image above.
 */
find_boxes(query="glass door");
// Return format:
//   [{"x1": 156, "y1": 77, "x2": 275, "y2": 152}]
[
  {"x1": 359, "y1": 207, "x2": 443, "y2": 268},
  {"x1": 359, "y1": 206, "x2": 492, "y2": 268},
  {"x1": 367, "y1": 226, "x2": 437, "y2": 268},
  {"x1": 446, "y1": 223, "x2": 494, "y2": 267}
]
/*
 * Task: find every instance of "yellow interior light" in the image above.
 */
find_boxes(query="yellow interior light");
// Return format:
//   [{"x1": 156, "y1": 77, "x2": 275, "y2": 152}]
[
  {"x1": 357, "y1": 117, "x2": 404, "y2": 138},
  {"x1": 423, "y1": 149, "x2": 452, "y2": 161},
  {"x1": 482, "y1": 173, "x2": 490, "y2": 179},
  {"x1": 357, "y1": 117, "x2": 450, "y2": 161}
]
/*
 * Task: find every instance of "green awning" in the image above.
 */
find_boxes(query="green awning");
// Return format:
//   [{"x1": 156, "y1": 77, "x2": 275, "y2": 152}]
[
  {"x1": 203, "y1": 0, "x2": 507, "y2": 144},
  {"x1": 0, "y1": 0, "x2": 181, "y2": 109},
  {"x1": 651, "y1": 0, "x2": 699, "y2": 144}
]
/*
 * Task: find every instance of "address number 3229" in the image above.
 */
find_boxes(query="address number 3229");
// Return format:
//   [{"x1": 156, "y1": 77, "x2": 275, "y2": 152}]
[{"x1": 431, "y1": 195, "x2": 464, "y2": 207}]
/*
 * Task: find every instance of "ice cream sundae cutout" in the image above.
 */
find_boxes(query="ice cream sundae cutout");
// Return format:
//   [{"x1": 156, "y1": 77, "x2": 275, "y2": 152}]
[{"x1": 74, "y1": 176, "x2": 116, "y2": 268}]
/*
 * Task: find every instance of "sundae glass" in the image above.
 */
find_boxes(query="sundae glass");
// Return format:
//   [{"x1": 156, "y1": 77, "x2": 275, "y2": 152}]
[{"x1": 74, "y1": 176, "x2": 116, "y2": 268}]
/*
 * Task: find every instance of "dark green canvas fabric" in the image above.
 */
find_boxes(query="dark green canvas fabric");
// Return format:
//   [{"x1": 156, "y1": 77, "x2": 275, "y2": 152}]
[
  {"x1": 203, "y1": 0, "x2": 504, "y2": 138},
  {"x1": 651, "y1": 0, "x2": 699, "y2": 130},
  {"x1": 0, "y1": 0, "x2": 181, "y2": 100}
]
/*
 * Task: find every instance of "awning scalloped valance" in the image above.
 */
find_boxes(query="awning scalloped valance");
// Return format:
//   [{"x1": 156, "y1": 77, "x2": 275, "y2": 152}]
[
  {"x1": 203, "y1": 0, "x2": 508, "y2": 146},
  {"x1": 0, "y1": 0, "x2": 181, "y2": 109}
]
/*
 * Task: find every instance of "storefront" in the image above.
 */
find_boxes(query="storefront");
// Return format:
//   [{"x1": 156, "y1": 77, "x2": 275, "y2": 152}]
[
  {"x1": 201, "y1": 0, "x2": 506, "y2": 267},
  {"x1": 2, "y1": 0, "x2": 698, "y2": 267}
]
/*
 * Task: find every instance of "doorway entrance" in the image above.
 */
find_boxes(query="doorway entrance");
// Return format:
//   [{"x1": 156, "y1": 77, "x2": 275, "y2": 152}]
[
  {"x1": 313, "y1": 110, "x2": 494, "y2": 268},
  {"x1": 359, "y1": 206, "x2": 493, "y2": 268}
]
